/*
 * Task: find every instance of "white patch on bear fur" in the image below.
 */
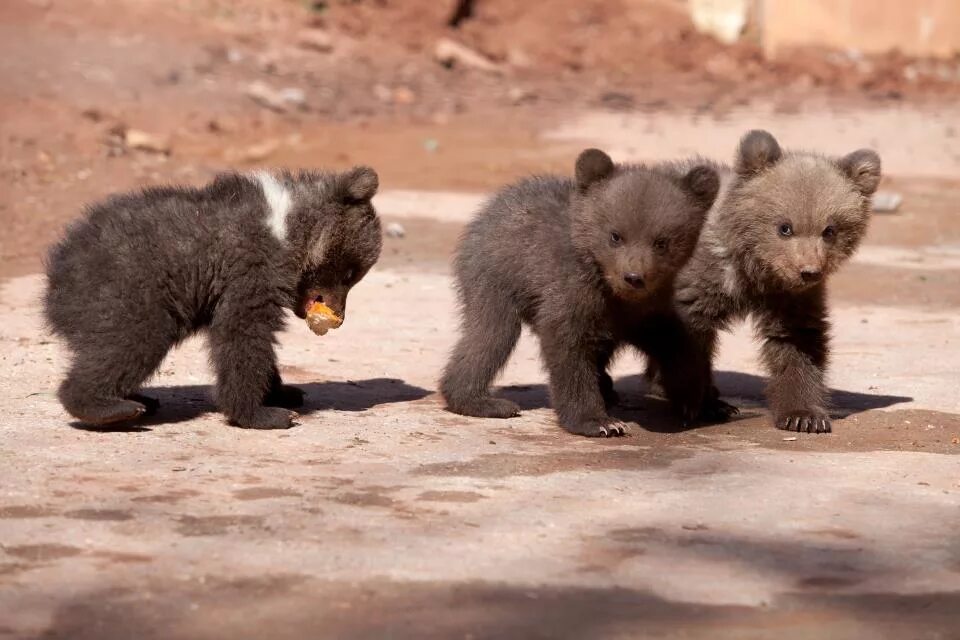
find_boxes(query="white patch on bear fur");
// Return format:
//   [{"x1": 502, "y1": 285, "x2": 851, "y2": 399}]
[
  {"x1": 252, "y1": 171, "x2": 292, "y2": 241},
  {"x1": 721, "y1": 262, "x2": 740, "y2": 296}
]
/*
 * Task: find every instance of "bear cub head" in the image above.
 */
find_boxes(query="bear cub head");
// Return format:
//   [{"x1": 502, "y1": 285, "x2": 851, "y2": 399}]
[
  {"x1": 571, "y1": 149, "x2": 720, "y2": 301},
  {"x1": 723, "y1": 129, "x2": 881, "y2": 291},
  {"x1": 285, "y1": 166, "x2": 382, "y2": 322}
]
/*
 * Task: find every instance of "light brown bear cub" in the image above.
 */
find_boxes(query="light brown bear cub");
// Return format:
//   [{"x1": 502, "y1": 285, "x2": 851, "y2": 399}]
[{"x1": 654, "y1": 130, "x2": 881, "y2": 433}]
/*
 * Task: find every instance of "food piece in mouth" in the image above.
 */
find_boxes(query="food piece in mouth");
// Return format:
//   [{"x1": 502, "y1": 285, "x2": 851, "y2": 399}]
[{"x1": 305, "y1": 301, "x2": 343, "y2": 336}]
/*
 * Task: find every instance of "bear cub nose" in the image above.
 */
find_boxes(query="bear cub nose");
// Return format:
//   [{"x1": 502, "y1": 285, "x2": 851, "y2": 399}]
[
  {"x1": 623, "y1": 273, "x2": 645, "y2": 289},
  {"x1": 800, "y1": 268, "x2": 822, "y2": 283}
]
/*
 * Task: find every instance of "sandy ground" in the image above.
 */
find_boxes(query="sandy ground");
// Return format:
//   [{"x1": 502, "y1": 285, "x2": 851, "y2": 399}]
[
  {"x1": 2, "y1": 119, "x2": 960, "y2": 636},
  {"x1": 2, "y1": 0, "x2": 960, "y2": 638}
]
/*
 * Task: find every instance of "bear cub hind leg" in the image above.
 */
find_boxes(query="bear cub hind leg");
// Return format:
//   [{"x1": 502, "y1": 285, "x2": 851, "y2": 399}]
[
  {"x1": 58, "y1": 338, "x2": 171, "y2": 425},
  {"x1": 440, "y1": 301, "x2": 523, "y2": 419}
]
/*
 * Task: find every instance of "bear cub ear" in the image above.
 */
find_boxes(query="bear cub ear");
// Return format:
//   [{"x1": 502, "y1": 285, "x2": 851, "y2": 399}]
[
  {"x1": 681, "y1": 165, "x2": 720, "y2": 211},
  {"x1": 839, "y1": 149, "x2": 882, "y2": 196},
  {"x1": 342, "y1": 166, "x2": 379, "y2": 203},
  {"x1": 736, "y1": 129, "x2": 782, "y2": 177},
  {"x1": 575, "y1": 148, "x2": 615, "y2": 191}
]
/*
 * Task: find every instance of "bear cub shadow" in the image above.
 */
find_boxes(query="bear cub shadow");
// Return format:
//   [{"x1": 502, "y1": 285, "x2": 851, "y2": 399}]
[
  {"x1": 497, "y1": 370, "x2": 912, "y2": 434},
  {"x1": 69, "y1": 378, "x2": 430, "y2": 432}
]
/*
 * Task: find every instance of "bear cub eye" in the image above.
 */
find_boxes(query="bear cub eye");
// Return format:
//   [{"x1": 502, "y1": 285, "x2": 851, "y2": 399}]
[
  {"x1": 609, "y1": 231, "x2": 622, "y2": 247},
  {"x1": 653, "y1": 237, "x2": 669, "y2": 254},
  {"x1": 778, "y1": 222, "x2": 793, "y2": 238},
  {"x1": 822, "y1": 225, "x2": 836, "y2": 240}
]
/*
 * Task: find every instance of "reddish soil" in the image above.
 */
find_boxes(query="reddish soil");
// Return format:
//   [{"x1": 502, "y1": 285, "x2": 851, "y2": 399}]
[{"x1": 2, "y1": 0, "x2": 959, "y2": 279}]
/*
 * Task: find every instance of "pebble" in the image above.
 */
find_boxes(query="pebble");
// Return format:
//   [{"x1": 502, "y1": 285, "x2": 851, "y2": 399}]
[
  {"x1": 245, "y1": 81, "x2": 308, "y2": 112},
  {"x1": 384, "y1": 222, "x2": 406, "y2": 239},
  {"x1": 297, "y1": 29, "x2": 334, "y2": 53},
  {"x1": 872, "y1": 191, "x2": 903, "y2": 213},
  {"x1": 434, "y1": 38, "x2": 501, "y2": 74},
  {"x1": 124, "y1": 129, "x2": 171, "y2": 154}
]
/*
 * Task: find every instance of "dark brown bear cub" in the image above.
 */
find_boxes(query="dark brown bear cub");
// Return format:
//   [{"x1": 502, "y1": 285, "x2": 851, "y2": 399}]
[
  {"x1": 44, "y1": 168, "x2": 382, "y2": 429},
  {"x1": 440, "y1": 149, "x2": 720, "y2": 437},
  {"x1": 663, "y1": 130, "x2": 881, "y2": 433}
]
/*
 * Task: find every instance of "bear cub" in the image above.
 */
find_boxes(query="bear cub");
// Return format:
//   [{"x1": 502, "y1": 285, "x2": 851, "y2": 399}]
[
  {"x1": 45, "y1": 167, "x2": 382, "y2": 429},
  {"x1": 440, "y1": 149, "x2": 720, "y2": 437},
  {"x1": 664, "y1": 130, "x2": 881, "y2": 433}
]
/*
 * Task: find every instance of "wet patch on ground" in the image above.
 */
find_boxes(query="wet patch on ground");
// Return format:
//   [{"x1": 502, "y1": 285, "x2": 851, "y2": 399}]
[
  {"x1": 63, "y1": 509, "x2": 134, "y2": 522},
  {"x1": 131, "y1": 489, "x2": 202, "y2": 504},
  {"x1": 0, "y1": 505, "x2": 56, "y2": 519},
  {"x1": 232, "y1": 487, "x2": 302, "y2": 501},
  {"x1": 175, "y1": 515, "x2": 266, "y2": 537},
  {"x1": 415, "y1": 447, "x2": 693, "y2": 478},
  {"x1": 416, "y1": 490, "x2": 487, "y2": 503},
  {"x1": 3, "y1": 544, "x2": 83, "y2": 562}
]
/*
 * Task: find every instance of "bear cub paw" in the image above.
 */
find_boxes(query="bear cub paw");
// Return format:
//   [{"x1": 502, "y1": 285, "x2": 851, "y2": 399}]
[
  {"x1": 776, "y1": 411, "x2": 831, "y2": 434},
  {"x1": 475, "y1": 397, "x2": 522, "y2": 419},
  {"x1": 569, "y1": 418, "x2": 634, "y2": 438},
  {"x1": 235, "y1": 407, "x2": 299, "y2": 430}
]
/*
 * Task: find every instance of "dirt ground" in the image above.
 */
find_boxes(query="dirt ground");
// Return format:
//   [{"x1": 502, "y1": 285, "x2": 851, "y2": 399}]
[{"x1": 1, "y1": 1, "x2": 959, "y2": 638}]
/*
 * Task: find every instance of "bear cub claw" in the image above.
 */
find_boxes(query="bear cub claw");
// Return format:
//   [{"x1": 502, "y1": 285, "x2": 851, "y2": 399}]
[
  {"x1": 126, "y1": 393, "x2": 160, "y2": 416},
  {"x1": 776, "y1": 411, "x2": 831, "y2": 434},
  {"x1": 78, "y1": 399, "x2": 147, "y2": 425},
  {"x1": 570, "y1": 419, "x2": 633, "y2": 438}
]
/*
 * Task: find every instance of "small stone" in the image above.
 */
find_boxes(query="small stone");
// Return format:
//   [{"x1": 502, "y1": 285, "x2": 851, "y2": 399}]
[
  {"x1": 508, "y1": 86, "x2": 536, "y2": 105},
  {"x1": 393, "y1": 86, "x2": 416, "y2": 105},
  {"x1": 434, "y1": 38, "x2": 501, "y2": 74},
  {"x1": 872, "y1": 191, "x2": 903, "y2": 213},
  {"x1": 298, "y1": 29, "x2": 334, "y2": 53},
  {"x1": 384, "y1": 222, "x2": 406, "y2": 239},
  {"x1": 279, "y1": 88, "x2": 307, "y2": 109},
  {"x1": 124, "y1": 129, "x2": 171, "y2": 154},
  {"x1": 245, "y1": 81, "x2": 308, "y2": 112}
]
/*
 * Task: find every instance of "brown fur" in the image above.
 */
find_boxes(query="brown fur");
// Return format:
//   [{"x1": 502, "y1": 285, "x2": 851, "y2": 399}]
[
  {"x1": 657, "y1": 130, "x2": 881, "y2": 433},
  {"x1": 44, "y1": 168, "x2": 382, "y2": 429},
  {"x1": 440, "y1": 149, "x2": 719, "y2": 437}
]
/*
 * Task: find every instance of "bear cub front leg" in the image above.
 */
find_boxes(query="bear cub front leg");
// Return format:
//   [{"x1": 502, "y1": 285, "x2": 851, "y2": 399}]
[
  {"x1": 541, "y1": 335, "x2": 633, "y2": 438},
  {"x1": 209, "y1": 317, "x2": 298, "y2": 430},
  {"x1": 757, "y1": 305, "x2": 831, "y2": 434}
]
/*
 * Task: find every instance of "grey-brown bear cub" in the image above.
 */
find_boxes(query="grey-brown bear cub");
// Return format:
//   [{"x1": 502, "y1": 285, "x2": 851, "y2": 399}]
[
  {"x1": 440, "y1": 149, "x2": 720, "y2": 437},
  {"x1": 659, "y1": 130, "x2": 881, "y2": 433},
  {"x1": 44, "y1": 167, "x2": 382, "y2": 429}
]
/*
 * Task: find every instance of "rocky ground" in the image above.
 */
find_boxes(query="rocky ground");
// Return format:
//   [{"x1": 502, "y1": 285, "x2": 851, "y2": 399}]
[{"x1": 1, "y1": 1, "x2": 959, "y2": 638}]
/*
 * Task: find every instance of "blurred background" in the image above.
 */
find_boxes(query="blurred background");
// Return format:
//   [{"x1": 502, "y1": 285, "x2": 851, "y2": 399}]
[{"x1": 1, "y1": 0, "x2": 958, "y2": 282}]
